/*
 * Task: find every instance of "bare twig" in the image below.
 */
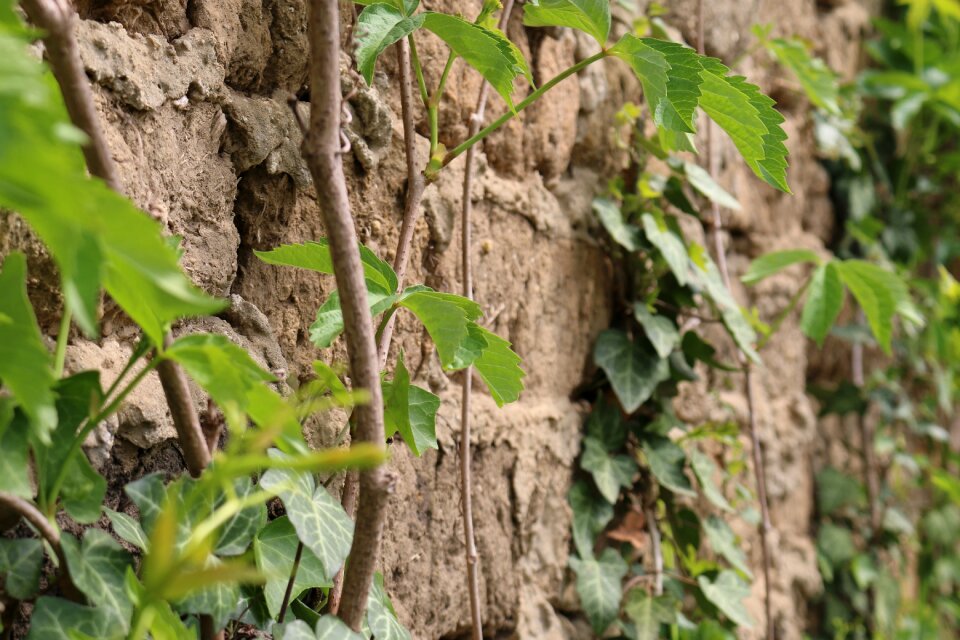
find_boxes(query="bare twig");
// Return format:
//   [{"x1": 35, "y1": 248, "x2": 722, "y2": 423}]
[
  {"x1": 304, "y1": 1, "x2": 392, "y2": 630},
  {"x1": 457, "y1": 4, "x2": 516, "y2": 637},
  {"x1": 0, "y1": 493, "x2": 62, "y2": 561},
  {"x1": 698, "y1": 4, "x2": 774, "y2": 638}
]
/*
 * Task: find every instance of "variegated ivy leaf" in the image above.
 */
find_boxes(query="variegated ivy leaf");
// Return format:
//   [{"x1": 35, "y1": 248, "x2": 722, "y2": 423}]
[
  {"x1": 569, "y1": 480, "x2": 614, "y2": 558},
  {"x1": 254, "y1": 516, "x2": 332, "y2": 619},
  {"x1": 593, "y1": 329, "x2": 670, "y2": 413},
  {"x1": 60, "y1": 530, "x2": 134, "y2": 633},
  {"x1": 260, "y1": 450, "x2": 354, "y2": 581},
  {"x1": 104, "y1": 508, "x2": 150, "y2": 552},
  {"x1": 27, "y1": 598, "x2": 115, "y2": 640},
  {"x1": 175, "y1": 557, "x2": 241, "y2": 629},
  {"x1": 365, "y1": 573, "x2": 412, "y2": 640},
  {"x1": 580, "y1": 436, "x2": 637, "y2": 504},
  {"x1": 624, "y1": 590, "x2": 677, "y2": 640},
  {"x1": 316, "y1": 615, "x2": 365, "y2": 640},
  {"x1": 215, "y1": 476, "x2": 268, "y2": 556},
  {"x1": 570, "y1": 549, "x2": 628, "y2": 635},
  {"x1": 0, "y1": 538, "x2": 43, "y2": 599},
  {"x1": 697, "y1": 570, "x2": 754, "y2": 628}
]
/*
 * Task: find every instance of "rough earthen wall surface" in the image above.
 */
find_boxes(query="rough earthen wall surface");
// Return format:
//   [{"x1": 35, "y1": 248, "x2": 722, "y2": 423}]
[{"x1": 3, "y1": 0, "x2": 880, "y2": 637}]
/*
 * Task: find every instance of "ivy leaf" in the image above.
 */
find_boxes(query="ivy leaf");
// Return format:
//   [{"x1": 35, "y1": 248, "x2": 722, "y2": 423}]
[
  {"x1": 698, "y1": 59, "x2": 790, "y2": 192},
  {"x1": 624, "y1": 590, "x2": 677, "y2": 640},
  {"x1": 277, "y1": 620, "x2": 316, "y2": 640},
  {"x1": 422, "y1": 13, "x2": 529, "y2": 110},
  {"x1": 742, "y1": 249, "x2": 820, "y2": 284},
  {"x1": 580, "y1": 436, "x2": 637, "y2": 503},
  {"x1": 569, "y1": 480, "x2": 614, "y2": 558},
  {"x1": 354, "y1": 3, "x2": 425, "y2": 85},
  {"x1": 593, "y1": 198, "x2": 640, "y2": 251},
  {"x1": 104, "y1": 508, "x2": 150, "y2": 552},
  {"x1": 0, "y1": 253, "x2": 57, "y2": 444},
  {"x1": 309, "y1": 288, "x2": 399, "y2": 349},
  {"x1": 690, "y1": 450, "x2": 733, "y2": 513},
  {"x1": 682, "y1": 162, "x2": 741, "y2": 210},
  {"x1": 641, "y1": 435, "x2": 695, "y2": 498},
  {"x1": 27, "y1": 598, "x2": 114, "y2": 640},
  {"x1": 835, "y1": 260, "x2": 901, "y2": 354},
  {"x1": 61, "y1": 530, "x2": 134, "y2": 632},
  {"x1": 254, "y1": 516, "x2": 332, "y2": 619},
  {"x1": 383, "y1": 352, "x2": 440, "y2": 456},
  {"x1": 125, "y1": 473, "x2": 167, "y2": 534},
  {"x1": 523, "y1": 0, "x2": 611, "y2": 47},
  {"x1": 698, "y1": 571, "x2": 754, "y2": 628},
  {"x1": 175, "y1": 557, "x2": 241, "y2": 629},
  {"x1": 316, "y1": 616, "x2": 365, "y2": 640},
  {"x1": 641, "y1": 212, "x2": 690, "y2": 286},
  {"x1": 472, "y1": 325, "x2": 525, "y2": 406},
  {"x1": 800, "y1": 262, "x2": 844, "y2": 346},
  {"x1": 0, "y1": 538, "x2": 43, "y2": 599},
  {"x1": 215, "y1": 477, "x2": 268, "y2": 556},
  {"x1": 569, "y1": 549, "x2": 627, "y2": 635},
  {"x1": 365, "y1": 573, "x2": 412, "y2": 640},
  {"x1": 260, "y1": 450, "x2": 355, "y2": 581},
  {"x1": 634, "y1": 304, "x2": 679, "y2": 359},
  {"x1": 817, "y1": 523, "x2": 856, "y2": 566},
  {"x1": 767, "y1": 37, "x2": 841, "y2": 116},
  {"x1": 586, "y1": 395, "x2": 626, "y2": 452},
  {"x1": 703, "y1": 516, "x2": 752, "y2": 577},
  {"x1": 398, "y1": 288, "x2": 484, "y2": 369},
  {"x1": 593, "y1": 329, "x2": 669, "y2": 413},
  {"x1": 816, "y1": 467, "x2": 864, "y2": 515}
]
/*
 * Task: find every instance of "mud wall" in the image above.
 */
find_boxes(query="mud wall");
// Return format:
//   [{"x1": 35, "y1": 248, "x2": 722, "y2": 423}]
[{"x1": 10, "y1": 0, "x2": 878, "y2": 637}]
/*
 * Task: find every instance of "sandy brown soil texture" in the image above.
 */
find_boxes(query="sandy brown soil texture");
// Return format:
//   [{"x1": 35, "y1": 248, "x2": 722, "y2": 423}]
[{"x1": 0, "y1": 0, "x2": 878, "y2": 637}]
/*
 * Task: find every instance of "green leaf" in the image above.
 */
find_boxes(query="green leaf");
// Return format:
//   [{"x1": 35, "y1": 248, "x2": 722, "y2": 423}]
[
  {"x1": 0, "y1": 538, "x2": 43, "y2": 599},
  {"x1": 354, "y1": 4, "x2": 425, "y2": 85},
  {"x1": 767, "y1": 38, "x2": 841, "y2": 115},
  {"x1": 698, "y1": 60, "x2": 790, "y2": 192},
  {"x1": 682, "y1": 162, "x2": 742, "y2": 211},
  {"x1": 570, "y1": 549, "x2": 627, "y2": 634},
  {"x1": 472, "y1": 325, "x2": 525, "y2": 406},
  {"x1": 316, "y1": 616, "x2": 365, "y2": 640},
  {"x1": 254, "y1": 516, "x2": 333, "y2": 619},
  {"x1": 278, "y1": 621, "x2": 316, "y2": 640},
  {"x1": 815, "y1": 467, "x2": 864, "y2": 515},
  {"x1": 175, "y1": 557, "x2": 241, "y2": 629},
  {"x1": 27, "y1": 598, "x2": 114, "y2": 640},
  {"x1": 260, "y1": 450, "x2": 355, "y2": 580},
  {"x1": 835, "y1": 260, "x2": 901, "y2": 354},
  {"x1": 641, "y1": 212, "x2": 690, "y2": 286},
  {"x1": 641, "y1": 435, "x2": 695, "y2": 497},
  {"x1": 398, "y1": 288, "x2": 484, "y2": 369},
  {"x1": 580, "y1": 436, "x2": 637, "y2": 503},
  {"x1": 61, "y1": 530, "x2": 134, "y2": 632},
  {"x1": 690, "y1": 450, "x2": 733, "y2": 512},
  {"x1": 523, "y1": 0, "x2": 611, "y2": 47},
  {"x1": 817, "y1": 523, "x2": 856, "y2": 566},
  {"x1": 422, "y1": 13, "x2": 529, "y2": 110},
  {"x1": 800, "y1": 262, "x2": 844, "y2": 346},
  {"x1": 693, "y1": 254, "x2": 760, "y2": 363},
  {"x1": 634, "y1": 304, "x2": 679, "y2": 359},
  {"x1": 125, "y1": 473, "x2": 167, "y2": 534},
  {"x1": 697, "y1": 571, "x2": 753, "y2": 628},
  {"x1": 586, "y1": 395, "x2": 626, "y2": 451},
  {"x1": 593, "y1": 330, "x2": 669, "y2": 413},
  {"x1": 214, "y1": 477, "x2": 268, "y2": 556},
  {"x1": 624, "y1": 590, "x2": 677, "y2": 640},
  {"x1": 703, "y1": 516, "x2": 752, "y2": 577},
  {"x1": 0, "y1": 412, "x2": 32, "y2": 498},
  {"x1": 742, "y1": 249, "x2": 820, "y2": 284},
  {"x1": 309, "y1": 288, "x2": 399, "y2": 349},
  {"x1": 104, "y1": 508, "x2": 150, "y2": 552},
  {"x1": 593, "y1": 198, "x2": 640, "y2": 251},
  {"x1": 0, "y1": 253, "x2": 57, "y2": 443},
  {"x1": 569, "y1": 480, "x2": 614, "y2": 558},
  {"x1": 383, "y1": 352, "x2": 440, "y2": 456},
  {"x1": 366, "y1": 573, "x2": 411, "y2": 640},
  {"x1": 256, "y1": 241, "x2": 398, "y2": 295}
]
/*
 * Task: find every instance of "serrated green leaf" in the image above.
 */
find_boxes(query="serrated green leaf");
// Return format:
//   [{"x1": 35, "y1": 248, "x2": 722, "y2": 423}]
[
  {"x1": 697, "y1": 571, "x2": 753, "y2": 628},
  {"x1": 383, "y1": 352, "x2": 439, "y2": 456},
  {"x1": 472, "y1": 325, "x2": 525, "y2": 405},
  {"x1": 366, "y1": 573, "x2": 411, "y2": 640},
  {"x1": 104, "y1": 508, "x2": 150, "y2": 552},
  {"x1": 593, "y1": 329, "x2": 670, "y2": 413},
  {"x1": 800, "y1": 262, "x2": 844, "y2": 346},
  {"x1": 642, "y1": 435, "x2": 695, "y2": 497},
  {"x1": 569, "y1": 480, "x2": 614, "y2": 558},
  {"x1": 260, "y1": 450, "x2": 354, "y2": 581},
  {"x1": 354, "y1": 4, "x2": 425, "y2": 85},
  {"x1": 703, "y1": 516, "x2": 752, "y2": 577},
  {"x1": 641, "y1": 212, "x2": 690, "y2": 286},
  {"x1": 690, "y1": 450, "x2": 733, "y2": 512},
  {"x1": 398, "y1": 288, "x2": 484, "y2": 369},
  {"x1": 61, "y1": 530, "x2": 134, "y2": 632},
  {"x1": 27, "y1": 598, "x2": 114, "y2": 640},
  {"x1": 256, "y1": 241, "x2": 398, "y2": 295},
  {"x1": 254, "y1": 516, "x2": 332, "y2": 619},
  {"x1": 523, "y1": 0, "x2": 611, "y2": 47},
  {"x1": 634, "y1": 304, "x2": 679, "y2": 359},
  {"x1": 0, "y1": 538, "x2": 43, "y2": 599},
  {"x1": 581, "y1": 436, "x2": 637, "y2": 503},
  {"x1": 593, "y1": 198, "x2": 640, "y2": 251},
  {"x1": 0, "y1": 253, "x2": 57, "y2": 444},
  {"x1": 309, "y1": 288, "x2": 399, "y2": 349},
  {"x1": 316, "y1": 616, "x2": 366, "y2": 640},
  {"x1": 767, "y1": 38, "x2": 840, "y2": 115},
  {"x1": 422, "y1": 13, "x2": 528, "y2": 110},
  {"x1": 742, "y1": 249, "x2": 820, "y2": 284},
  {"x1": 835, "y1": 260, "x2": 901, "y2": 353},
  {"x1": 354, "y1": 0, "x2": 419, "y2": 15},
  {"x1": 624, "y1": 590, "x2": 677, "y2": 640},
  {"x1": 570, "y1": 549, "x2": 627, "y2": 634}
]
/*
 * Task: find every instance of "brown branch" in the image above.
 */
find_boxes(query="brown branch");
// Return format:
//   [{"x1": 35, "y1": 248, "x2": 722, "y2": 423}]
[
  {"x1": 277, "y1": 541, "x2": 304, "y2": 623},
  {"x1": 304, "y1": 0, "x2": 391, "y2": 630},
  {"x1": 0, "y1": 493, "x2": 62, "y2": 560},
  {"x1": 697, "y1": 4, "x2": 774, "y2": 638}
]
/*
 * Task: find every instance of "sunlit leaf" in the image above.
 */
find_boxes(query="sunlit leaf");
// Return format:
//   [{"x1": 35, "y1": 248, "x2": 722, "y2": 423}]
[
  {"x1": 383, "y1": 352, "x2": 440, "y2": 456},
  {"x1": 697, "y1": 570, "x2": 753, "y2": 628},
  {"x1": 523, "y1": 0, "x2": 611, "y2": 46},
  {"x1": 800, "y1": 262, "x2": 844, "y2": 346},
  {"x1": 742, "y1": 249, "x2": 820, "y2": 284},
  {"x1": 354, "y1": 3, "x2": 425, "y2": 85}
]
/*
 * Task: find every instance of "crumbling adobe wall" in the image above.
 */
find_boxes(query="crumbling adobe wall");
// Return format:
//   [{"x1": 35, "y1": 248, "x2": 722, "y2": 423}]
[{"x1": 5, "y1": 0, "x2": 877, "y2": 637}]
